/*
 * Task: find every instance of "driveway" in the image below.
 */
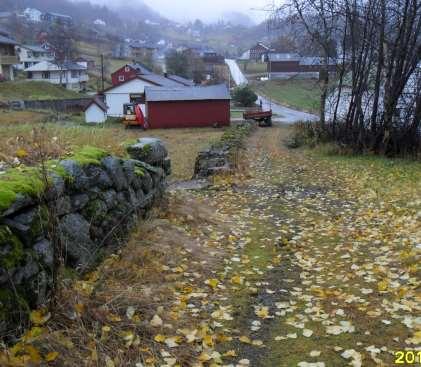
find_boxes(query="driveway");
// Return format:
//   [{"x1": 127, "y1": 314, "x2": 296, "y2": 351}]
[{"x1": 225, "y1": 59, "x2": 319, "y2": 123}]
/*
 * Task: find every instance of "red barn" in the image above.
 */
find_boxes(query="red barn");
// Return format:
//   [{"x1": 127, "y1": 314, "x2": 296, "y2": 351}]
[
  {"x1": 111, "y1": 63, "x2": 152, "y2": 85},
  {"x1": 145, "y1": 84, "x2": 231, "y2": 129}
]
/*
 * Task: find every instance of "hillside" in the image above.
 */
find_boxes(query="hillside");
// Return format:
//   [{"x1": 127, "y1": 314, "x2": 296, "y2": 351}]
[{"x1": 0, "y1": 81, "x2": 82, "y2": 102}]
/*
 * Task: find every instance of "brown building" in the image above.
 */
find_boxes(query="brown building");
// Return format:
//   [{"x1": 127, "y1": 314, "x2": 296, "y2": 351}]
[
  {"x1": 0, "y1": 32, "x2": 18, "y2": 81},
  {"x1": 249, "y1": 42, "x2": 272, "y2": 62},
  {"x1": 268, "y1": 53, "x2": 337, "y2": 78}
]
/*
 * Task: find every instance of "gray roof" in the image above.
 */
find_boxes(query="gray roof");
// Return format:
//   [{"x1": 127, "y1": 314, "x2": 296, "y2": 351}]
[
  {"x1": 299, "y1": 57, "x2": 336, "y2": 66},
  {"x1": 0, "y1": 35, "x2": 18, "y2": 46},
  {"x1": 45, "y1": 12, "x2": 72, "y2": 19},
  {"x1": 268, "y1": 53, "x2": 301, "y2": 62},
  {"x1": 85, "y1": 96, "x2": 107, "y2": 112},
  {"x1": 167, "y1": 74, "x2": 195, "y2": 86},
  {"x1": 22, "y1": 44, "x2": 48, "y2": 52},
  {"x1": 140, "y1": 74, "x2": 183, "y2": 87},
  {"x1": 129, "y1": 63, "x2": 152, "y2": 75},
  {"x1": 145, "y1": 84, "x2": 230, "y2": 102}
]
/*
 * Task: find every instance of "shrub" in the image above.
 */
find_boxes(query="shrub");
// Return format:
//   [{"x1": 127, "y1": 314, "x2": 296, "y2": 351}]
[{"x1": 232, "y1": 86, "x2": 258, "y2": 107}]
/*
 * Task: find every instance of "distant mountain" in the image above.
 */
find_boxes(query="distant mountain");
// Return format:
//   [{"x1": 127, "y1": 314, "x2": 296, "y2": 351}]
[{"x1": 220, "y1": 11, "x2": 255, "y2": 27}]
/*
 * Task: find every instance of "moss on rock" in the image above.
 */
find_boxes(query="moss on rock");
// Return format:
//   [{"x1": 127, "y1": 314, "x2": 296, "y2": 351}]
[
  {"x1": 0, "y1": 168, "x2": 45, "y2": 213},
  {"x1": 70, "y1": 146, "x2": 109, "y2": 166}
]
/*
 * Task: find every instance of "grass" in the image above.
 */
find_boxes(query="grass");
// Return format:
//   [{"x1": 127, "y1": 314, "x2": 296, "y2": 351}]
[
  {"x1": 0, "y1": 81, "x2": 82, "y2": 102},
  {"x1": 252, "y1": 79, "x2": 321, "y2": 114},
  {"x1": 0, "y1": 119, "x2": 225, "y2": 181},
  {"x1": 238, "y1": 61, "x2": 268, "y2": 75},
  {"x1": 0, "y1": 109, "x2": 51, "y2": 125}
]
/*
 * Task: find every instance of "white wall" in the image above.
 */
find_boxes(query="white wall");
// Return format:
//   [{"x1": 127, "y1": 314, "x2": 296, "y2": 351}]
[
  {"x1": 104, "y1": 78, "x2": 154, "y2": 117},
  {"x1": 85, "y1": 104, "x2": 106, "y2": 124}
]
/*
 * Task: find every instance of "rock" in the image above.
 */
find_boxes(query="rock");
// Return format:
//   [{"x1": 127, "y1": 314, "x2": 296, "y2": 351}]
[
  {"x1": 122, "y1": 160, "x2": 136, "y2": 186},
  {"x1": 140, "y1": 170, "x2": 153, "y2": 194},
  {"x1": 2, "y1": 194, "x2": 34, "y2": 217},
  {"x1": 4, "y1": 207, "x2": 48, "y2": 245},
  {"x1": 45, "y1": 173, "x2": 65, "y2": 201},
  {"x1": 55, "y1": 196, "x2": 72, "y2": 216},
  {"x1": 33, "y1": 239, "x2": 53, "y2": 267},
  {"x1": 60, "y1": 160, "x2": 90, "y2": 191},
  {"x1": 100, "y1": 190, "x2": 118, "y2": 210},
  {"x1": 84, "y1": 165, "x2": 113, "y2": 189},
  {"x1": 82, "y1": 199, "x2": 108, "y2": 225},
  {"x1": 127, "y1": 138, "x2": 168, "y2": 165},
  {"x1": 58, "y1": 214, "x2": 95, "y2": 270},
  {"x1": 13, "y1": 253, "x2": 39, "y2": 284},
  {"x1": 70, "y1": 194, "x2": 90, "y2": 211},
  {"x1": 101, "y1": 157, "x2": 128, "y2": 191}
]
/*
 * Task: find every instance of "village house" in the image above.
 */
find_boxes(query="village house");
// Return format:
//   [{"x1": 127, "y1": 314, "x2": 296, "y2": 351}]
[
  {"x1": 144, "y1": 84, "x2": 231, "y2": 129},
  {"x1": 15, "y1": 44, "x2": 55, "y2": 70},
  {"x1": 0, "y1": 32, "x2": 19, "y2": 81},
  {"x1": 129, "y1": 41, "x2": 157, "y2": 61},
  {"x1": 23, "y1": 8, "x2": 42, "y2": 23},
  {"x1": 249, "y1": 42, "x2": 272, "y2": 62},
  {"x1": 25, "y1": 61, "x2": 88, "y2": 91},
  {"x1": 268, "y1": 53, "x2": 337, "y2": 79},
  {"x1": 75, "y1": 57, "x2": 95, "y2": 70},
  {"x1": 84, "y1": 97, "x2": 108, "y2": 124},
  {"x1": 103, "y1": 75, "x2": 183, "y2": 117},
  {"x1": 41, "y1": 12, "x2": 73, "y2": 27},
  {"x1": 111, "y1": 63, "x2": 153, "y2": 85}
]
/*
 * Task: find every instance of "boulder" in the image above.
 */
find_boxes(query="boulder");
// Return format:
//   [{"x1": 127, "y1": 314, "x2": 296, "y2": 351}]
[
  {"x1": 70, "y1": 194, "x2": 90, "y2": 211},
  {"x1": 60, "y1": 160, "x2": 90, "y2": 191},
  {"x1": 58, "y1": 214, "x2": 95, "y2": 270},
  {"x1": 84, "y1": 165, "x2": 113, "y2": 189},
  {"x1": 101, "y1": 157, "x2": 128, "y2": 191},
  {"x1": 33, "y1": 239, "x2": 54, "y2": 267},
  {"x1": 127, "y1": 138, "x2": 168, "y2": 166}
]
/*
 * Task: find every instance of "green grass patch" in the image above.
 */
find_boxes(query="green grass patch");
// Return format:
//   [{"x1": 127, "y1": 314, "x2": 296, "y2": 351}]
[
  {"x1": 238, "y1": 61, "x2": 268, "y2": 75},
  {"x1": 252, "y1": 79, "x2": 321, "y2": 114},
  {"x1": 0, "y1": 81, "x2": 82, "y2": 102},
  {"x1": 68, "y1": 146, "x2": 109, "y2": 166}
]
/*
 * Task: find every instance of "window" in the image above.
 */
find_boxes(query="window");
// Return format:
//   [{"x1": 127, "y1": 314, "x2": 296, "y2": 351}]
[
  {"x1": 42, "y1": 71, "x2": 50, "y2": 79},
  {"x1": 125, "y1": 66, "x2": 130, "y2": 72},
  {"x1": 27, "y1": 71, "x2": 33, "y2": 79},
  {"x1": 130, "y1": 93, "x2": 145, "y2": 104},
  {"x1": 71, "y1": 70, "x2": 78, "y2": 78},
  {"x1": 119, "y1": 75, "x2": 125, "y2": 82}
]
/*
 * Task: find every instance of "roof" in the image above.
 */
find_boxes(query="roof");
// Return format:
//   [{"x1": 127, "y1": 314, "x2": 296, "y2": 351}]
[
  {"x1": 25, "y1": 61, "x2": 86, "y2": 72},
  {"x1": 253, "y1": 42, "x2": 271, "y2": 50},
  {"x1": 21, "y1": 44, "x2": 48, "y2": 52},
  {"x1": 166, "y1": 74, "x2": 195, "y2": 86},
  {"x1": 268, "y1": 53, "x2": 301, "y2": 62},
  {"x1": 84, "y1": 97, "x2": 107, "y2": 112},
  {"x1": 103, "y1": 75, "x2": 181, "y2": 93},
  {"x1": 128, "y1": 63, "x2": 153, "y2": 75},
  {"x1": 0, "y1": 34, "x2": 19, "y2": 46},
  {"x1": 299, "y1": 56, "x2": 336, "y2": 66},
  {"x1": 45, "y1": 12, "x2": 73, "y2": 19},
  {"x1": 145, "y1": 84, "x2": 230, "y2": 102}
]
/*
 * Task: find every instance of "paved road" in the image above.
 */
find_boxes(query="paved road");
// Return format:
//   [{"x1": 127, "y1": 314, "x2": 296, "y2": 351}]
[{"x1": 225, "y1": 58, "x2": 319, "y2": 123}]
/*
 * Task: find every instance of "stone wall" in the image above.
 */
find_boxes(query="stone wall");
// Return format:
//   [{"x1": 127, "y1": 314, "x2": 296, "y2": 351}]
[
  {"x1": 0, "y1": 138, "x2": 170, "y2": 338},
  {"x1": 194, "y1": 123, "x2": 254, "y2": 178}
]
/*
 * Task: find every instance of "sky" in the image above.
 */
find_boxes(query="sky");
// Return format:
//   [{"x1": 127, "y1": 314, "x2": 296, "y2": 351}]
[{"x1": 89, "y1": 0, "x2": 272, "y2": 23}]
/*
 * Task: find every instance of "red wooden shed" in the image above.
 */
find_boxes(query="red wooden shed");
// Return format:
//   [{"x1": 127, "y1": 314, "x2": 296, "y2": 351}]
[{"x1": 145, "y1": 84, "x2": 231, "y2": 129}]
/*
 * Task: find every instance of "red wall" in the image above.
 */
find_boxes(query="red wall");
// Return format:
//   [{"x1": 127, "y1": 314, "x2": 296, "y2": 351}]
[
  {"x1": 147, "y1": 100, "x2": 230, "y2": 129},
  {"x1": 111, "y1": 66, "x2": 137, "y2": 86}
]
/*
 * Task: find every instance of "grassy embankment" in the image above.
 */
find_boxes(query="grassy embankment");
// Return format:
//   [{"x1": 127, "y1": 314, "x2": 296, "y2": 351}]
[
  {"x1": 252, "y1": 79, "x2": 321, "y2": 114},
  {"x1": 0, "y1": 81, "x2": 81, "y2": 102}
]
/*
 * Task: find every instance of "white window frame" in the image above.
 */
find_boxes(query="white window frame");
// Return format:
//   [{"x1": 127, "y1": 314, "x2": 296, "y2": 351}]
[{"x1": 118, "y1": 75, "x2": 125, "y2": 82}]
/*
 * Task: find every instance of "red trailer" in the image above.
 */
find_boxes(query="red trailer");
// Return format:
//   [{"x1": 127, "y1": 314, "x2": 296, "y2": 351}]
[{"x1": 243, "y1": 109, "x2": 273, "y2": 127}]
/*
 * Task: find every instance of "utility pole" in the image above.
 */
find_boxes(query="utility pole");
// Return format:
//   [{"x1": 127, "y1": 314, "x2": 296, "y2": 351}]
[{"x1": 101, "y1": 54, "x2": 104, "y2": 92}]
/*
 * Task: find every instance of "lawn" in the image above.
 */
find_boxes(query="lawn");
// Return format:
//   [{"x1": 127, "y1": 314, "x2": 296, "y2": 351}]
[
  {"x1": 252, "y1": 79, "x2": 321, "y2": 114},
  {"x1": 0, "y1": 81, "x2": 82, "y2": 102},
  {"x1": 0, "y1": 118, "x2": 225, "y2": 181},
  {"x1": 238, "y1": 61, "x2": 268, "y2": 75}
]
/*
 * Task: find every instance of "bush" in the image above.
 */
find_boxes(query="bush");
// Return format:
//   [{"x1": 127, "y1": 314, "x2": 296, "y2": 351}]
[
  {"x1": 286, "y1": 121, "x2": 325, "y2": 149},
  {"x1": 232, "y1": 86, "x2": 258, "y2": 107}
]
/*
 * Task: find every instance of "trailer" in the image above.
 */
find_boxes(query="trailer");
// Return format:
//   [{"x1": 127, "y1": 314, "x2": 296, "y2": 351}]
[{"x1": 243, "y1": 109, "x2": 273, "y2": 127}]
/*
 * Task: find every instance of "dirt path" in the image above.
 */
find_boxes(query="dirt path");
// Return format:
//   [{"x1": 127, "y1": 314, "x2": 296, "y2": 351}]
[
  {"x1": 5, "y1": 126, "x2": 419, "y2": 367},
  {"x1": 191, "y1": 126, "x2": 420, "y2": 366}
]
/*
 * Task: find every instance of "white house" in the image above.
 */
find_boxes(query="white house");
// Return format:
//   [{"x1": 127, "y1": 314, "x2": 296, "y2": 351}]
[
  {"x1": 23, "y1": 8, "x2": 42, "y2": 23},
  {"x1": 104, "y1": 75, "x2": 181, "y2": 117},
  {"x1": 25, "y1": 61, "x2": 89, "y2": 91},
  {"x1": 84, "y1": 97, "x2": 107, "y2": 124},
  {"x1": 15, "y1": 45, "x2": 55, "y2": 70},
  {"x1": 93, "y1": 19, "x2": 106, "y2": 26}
]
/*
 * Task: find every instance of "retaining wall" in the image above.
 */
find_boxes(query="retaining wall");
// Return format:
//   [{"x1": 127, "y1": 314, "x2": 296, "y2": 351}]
[{"x1": 0, "y1": 138, "x2": 170, "y2": 338}]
